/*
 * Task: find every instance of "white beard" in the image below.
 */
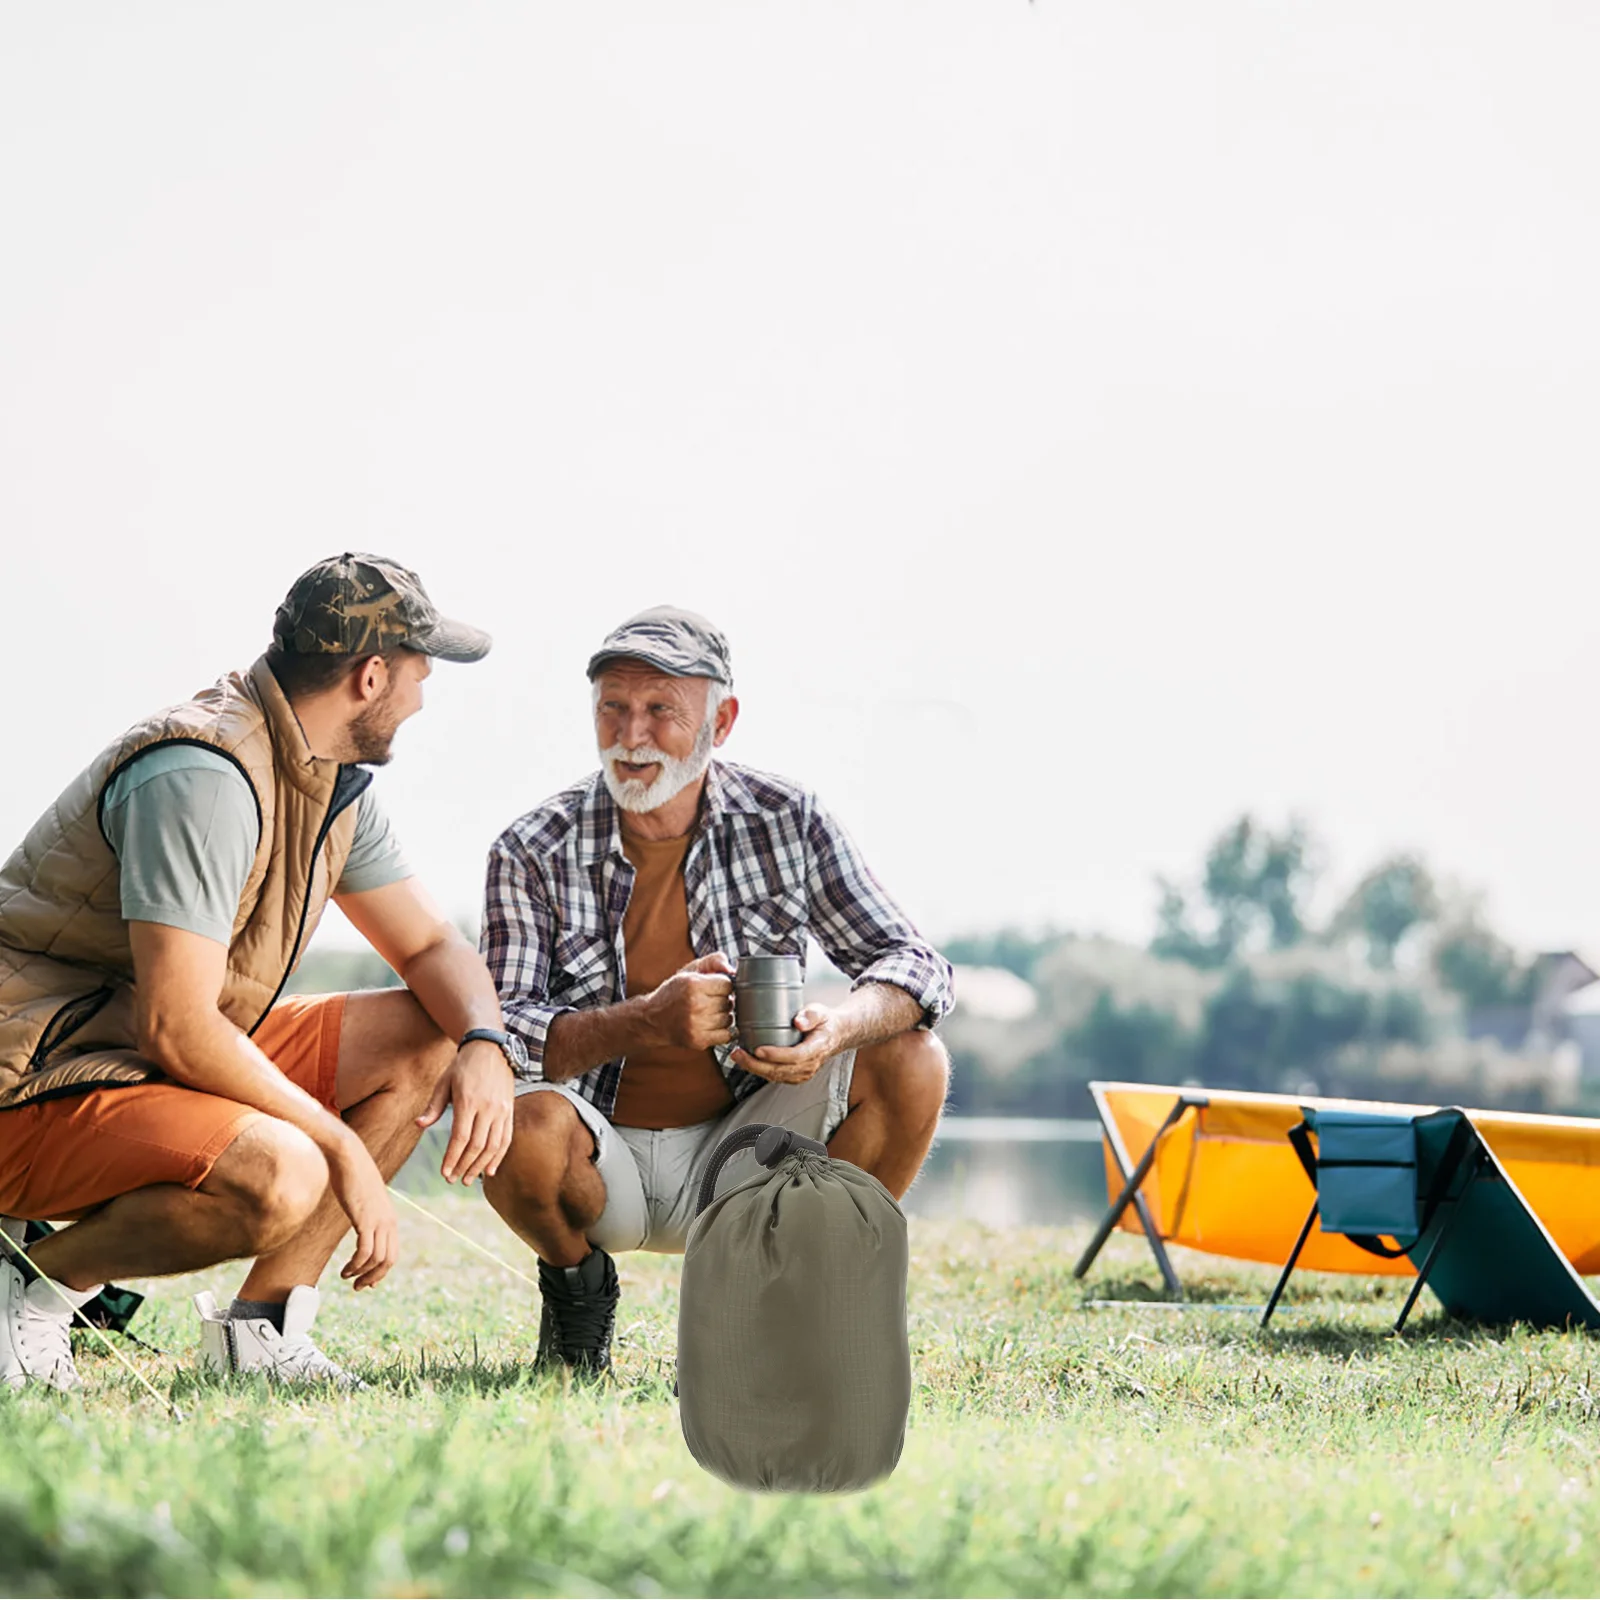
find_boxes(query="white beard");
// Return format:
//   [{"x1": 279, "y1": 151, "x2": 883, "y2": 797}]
[{"x1": 600, "y1": 715, "x2": 717, "y2": 814}]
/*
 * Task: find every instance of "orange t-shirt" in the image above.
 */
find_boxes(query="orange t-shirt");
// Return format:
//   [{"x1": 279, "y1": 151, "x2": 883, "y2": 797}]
[{"x1": 610, "y1": 829, "x2": 736, "y2": 1130}]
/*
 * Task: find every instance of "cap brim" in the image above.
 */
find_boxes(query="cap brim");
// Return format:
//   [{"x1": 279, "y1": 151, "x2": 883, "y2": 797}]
[
  {"x1": 586, "y1": 648, "x2": 725, "y2": 682},
  {"x1": 410, "y1": 616, "x2": 493, "y2": 663}
]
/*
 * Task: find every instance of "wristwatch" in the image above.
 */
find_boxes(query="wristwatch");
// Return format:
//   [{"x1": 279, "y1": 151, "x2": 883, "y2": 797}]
[{"x1": 460, "y1": 1027, "x2": 530, "y2": 1075}]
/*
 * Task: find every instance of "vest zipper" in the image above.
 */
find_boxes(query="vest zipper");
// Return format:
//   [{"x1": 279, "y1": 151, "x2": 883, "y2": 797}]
[
  {"x1": 247, "y1": 764, "x2": 372, "y2": 1036},
  {"x1": 27, "y1": 985, "x2": 117, "y2": 1069}
]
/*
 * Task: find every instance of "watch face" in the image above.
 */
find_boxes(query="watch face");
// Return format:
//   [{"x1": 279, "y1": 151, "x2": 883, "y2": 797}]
[{"x1": 506, "y1": 1033, "x2": 530, "y2": 1070}]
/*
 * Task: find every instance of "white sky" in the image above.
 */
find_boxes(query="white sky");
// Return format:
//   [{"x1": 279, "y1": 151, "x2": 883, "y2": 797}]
[{"x1": 3, "y1": 3, "x2": 1598, "y2": 956}]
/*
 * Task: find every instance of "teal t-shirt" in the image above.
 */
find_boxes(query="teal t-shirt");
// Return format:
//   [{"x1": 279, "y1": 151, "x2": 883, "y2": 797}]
[{"x1": 101, "y1": 746, "x2": 411, "y2": 945}]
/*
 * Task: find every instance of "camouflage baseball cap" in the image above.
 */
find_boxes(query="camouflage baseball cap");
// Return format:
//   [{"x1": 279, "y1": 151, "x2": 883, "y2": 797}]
[
  {"x1": 272, "y1": 553, "x2": 492, "y2": 662},
  {"x1": 586, "y1": 605, "x2": 732, "y2": 685}
]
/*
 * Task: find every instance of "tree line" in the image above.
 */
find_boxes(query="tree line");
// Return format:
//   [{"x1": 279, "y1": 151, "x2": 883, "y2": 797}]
[{"x1": 942, "y1": 816, "x2": 1556, "y2": 1117}]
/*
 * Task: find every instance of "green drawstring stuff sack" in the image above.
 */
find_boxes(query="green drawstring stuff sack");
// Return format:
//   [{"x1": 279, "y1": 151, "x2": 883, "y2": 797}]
[{"x1": 677, "y1": 1123, "x2": 911, "y2": 1494}]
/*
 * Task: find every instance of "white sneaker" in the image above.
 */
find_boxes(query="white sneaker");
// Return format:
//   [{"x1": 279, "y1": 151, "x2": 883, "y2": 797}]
[
  {"x1": 0, "y1": 1256, "x2": 102, "y2": 1393},
  {"x1": 194, "y1": 1286, "x2": 365, "y2": 1389}
]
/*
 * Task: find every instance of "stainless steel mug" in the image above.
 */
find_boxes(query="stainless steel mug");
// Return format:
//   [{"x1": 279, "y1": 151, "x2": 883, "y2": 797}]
[{"x1": 734, "y1": 954, "x2": 804, "y2": 1051}]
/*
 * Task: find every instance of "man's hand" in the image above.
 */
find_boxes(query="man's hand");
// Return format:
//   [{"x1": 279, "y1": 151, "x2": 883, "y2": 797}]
[
  {"x1": 732, "y1": 1002, "x2": 846, "y2": 1085},
  {"x1": 417, "y1": 1039, "x2": 516, "y2": 1186},
  {"x1": 645, "y1": 952, "x2": 736, "y2": 1051},
  {"x1": 322, "y1": 1128, "x2": 400, "y2": 1291}
]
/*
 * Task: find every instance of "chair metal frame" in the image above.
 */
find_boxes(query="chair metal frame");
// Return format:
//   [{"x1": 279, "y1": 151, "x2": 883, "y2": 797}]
[{"x1": 1073, "y1": 1085, "x2": 1209, "y2": 1299}]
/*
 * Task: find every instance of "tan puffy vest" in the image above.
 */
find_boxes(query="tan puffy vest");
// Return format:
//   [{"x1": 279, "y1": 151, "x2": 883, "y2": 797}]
[{"x1": 0, "y1": 656, "x2": 364, "y2": 1109}]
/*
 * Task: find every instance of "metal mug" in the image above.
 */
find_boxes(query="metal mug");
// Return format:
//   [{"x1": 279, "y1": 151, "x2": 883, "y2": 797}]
[{"x1": 734, "y1": 954, "x2": 804, "y2": 1051}]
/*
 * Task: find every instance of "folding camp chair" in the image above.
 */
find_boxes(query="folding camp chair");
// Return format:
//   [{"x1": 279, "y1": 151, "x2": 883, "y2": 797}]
[{"x1": 1260, "y1": 1107, "x2": 1482, "y2": 1333}]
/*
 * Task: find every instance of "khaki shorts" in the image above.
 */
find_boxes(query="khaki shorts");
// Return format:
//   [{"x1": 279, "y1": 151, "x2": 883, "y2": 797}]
[{"x1": 515, "y1": 1052, "x2": 854, "y2": 1255}]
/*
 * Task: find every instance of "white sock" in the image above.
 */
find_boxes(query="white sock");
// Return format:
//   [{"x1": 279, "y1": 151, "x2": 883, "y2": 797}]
[{"x1": 25, "y1": 1275, "x2": 104, "y2": 1316}]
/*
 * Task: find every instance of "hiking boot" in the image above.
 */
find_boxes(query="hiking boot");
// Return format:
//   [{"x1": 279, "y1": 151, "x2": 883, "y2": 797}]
[
  {"x1": 194, "y1": 1286, "x2": 365, "y2": 1389},
  {"x1": 536, "y1": 1247, "x2": 619, "y2": 1376},
  {"x1": 0, "y1": 1255, "x2": 99, "y2": 1393}
]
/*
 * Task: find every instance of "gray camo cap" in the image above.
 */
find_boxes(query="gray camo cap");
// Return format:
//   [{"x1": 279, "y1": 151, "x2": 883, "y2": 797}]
[{"x1": 586, "y1": 606, "x2": 733, "y2": 686}]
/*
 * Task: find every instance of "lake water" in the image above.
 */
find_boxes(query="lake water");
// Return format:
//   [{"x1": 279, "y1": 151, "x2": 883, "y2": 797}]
[{"x1": 907, "y1": 1117, "x2": 1108, "y2": 1228}]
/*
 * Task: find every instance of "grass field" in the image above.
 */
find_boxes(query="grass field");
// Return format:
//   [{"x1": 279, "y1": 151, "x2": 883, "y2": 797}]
[{"x1": 6, "y1": 1185, "x2": 1600, "y2": 1599}]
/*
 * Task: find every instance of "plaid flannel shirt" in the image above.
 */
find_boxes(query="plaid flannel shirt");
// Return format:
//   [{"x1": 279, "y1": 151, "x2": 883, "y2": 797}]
[{"x1": 481, "y1": 760, "x2": 954, "y2": 1118}]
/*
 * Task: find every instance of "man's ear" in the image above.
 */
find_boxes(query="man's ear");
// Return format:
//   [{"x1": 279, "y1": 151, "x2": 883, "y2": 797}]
[
  {"x1": 353, "y1": 654, "x2": 389, "y2": 704},
  {"x1": 712, "y1": 694, "x2": 740, "y2": 748}
]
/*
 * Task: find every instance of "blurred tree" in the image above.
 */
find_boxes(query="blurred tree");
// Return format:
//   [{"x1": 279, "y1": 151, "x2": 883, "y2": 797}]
[
  {"x1": 934, "y1": 823, "x2": 1548, "y2": 1114},
  {"x1": 1375, "y1": 987, "x2": 1432, "y2": 1046},
  {"x1": 1212, "y1": 816, "x2": 1316, "y2": 951},
  {"x1": 1193, "y1": 968, "x2": 1279, "y2": 1089},
  {"x1": 1151, "y1": 815, "x2": 1317, "y2": 965},
  {"x1": 941, "y1": 926, "x2": 1064, "y2": 981},
  {"x1": 1150, "y1": 879, "x2": 1218, "y2": 967},
  {"x1": 1332, "y1": 854, "x2": 1440, "y2": 969},
  {"x1": 1277, "y1": 972, "x2": 1374, "y2": 1065},
  {"x1": 1432, "y1": 918, "x2": 1538, "y2": 1009},
  {"x1": 1064, "y1": 991, "x2": 1195, "y2": 1084},
  {"x1": 1189, "y1": 965, "x2": 1433, "y2": 1095}
]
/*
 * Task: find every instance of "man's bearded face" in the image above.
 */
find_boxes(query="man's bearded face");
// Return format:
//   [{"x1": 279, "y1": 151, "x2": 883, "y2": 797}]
[
  {"x1": 348, "y1": 682, "x2": 404, "y2": 765},
  {"x1": 600, "y1": 707, "x2": 717, "y2": 813}
]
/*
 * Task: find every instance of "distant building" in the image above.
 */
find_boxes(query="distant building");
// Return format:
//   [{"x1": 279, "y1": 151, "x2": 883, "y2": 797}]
[
  {"x1": 1447, "y1": 952, "x2": 1599, "y2": 1109},
  {"x1": 1470, "y1": 952, "x2": 1600, "y2": 1102},
  {"x1": 1561, "y1": 971, "x2": 1600, "y2": 1096},
  {"x1": 1530, "y1": 952, "x2": 1600, "y2": 1050},
  {"x1": 1465, "y1": 951, "x2": 1599, "y2": 1051}
]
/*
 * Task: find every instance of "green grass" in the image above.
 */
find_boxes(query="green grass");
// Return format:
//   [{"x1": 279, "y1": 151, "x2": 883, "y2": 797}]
[{"x1": 7, "y1": 1197, "x2": 1600, "y2": 1597}]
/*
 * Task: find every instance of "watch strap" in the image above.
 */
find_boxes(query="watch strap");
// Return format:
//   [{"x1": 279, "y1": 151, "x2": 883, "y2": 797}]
[{"x1": 460, "y1": 1027, "x2": 529, "y2": 1074}]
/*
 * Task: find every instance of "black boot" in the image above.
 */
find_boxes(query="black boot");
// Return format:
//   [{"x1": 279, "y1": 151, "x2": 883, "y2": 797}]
[{"x1": 536, "y1": 1247, "x2": 619, "y2": 1376}]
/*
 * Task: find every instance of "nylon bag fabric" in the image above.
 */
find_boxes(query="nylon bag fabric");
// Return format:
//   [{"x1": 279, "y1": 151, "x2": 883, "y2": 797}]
[{"x1": 677, "y1": 1125, "x2": 911, "y2": 1493}]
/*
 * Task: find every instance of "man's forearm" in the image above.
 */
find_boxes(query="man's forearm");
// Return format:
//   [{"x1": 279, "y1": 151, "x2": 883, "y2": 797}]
[
  {"x1": 397, "y1": 929, "x2": 504, "y2": 1042},
  {"x1": 542, "y1": 996, "x2": 660, "y2": 1083},
  {"x1": 828, "y1": 981, "x2": 923, "y2": 1052},
  {"x1": 143, "y1": 1012, "x2": 347, "y2": 1153}
]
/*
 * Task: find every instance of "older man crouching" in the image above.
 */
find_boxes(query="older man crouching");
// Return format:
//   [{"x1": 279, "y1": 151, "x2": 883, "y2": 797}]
[{"x1": 480, "y1": 607, "x2": 952, "y2": 1374}]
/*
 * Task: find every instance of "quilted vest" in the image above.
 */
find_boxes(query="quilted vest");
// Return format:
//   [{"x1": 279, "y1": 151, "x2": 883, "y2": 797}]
[{"x1": 0, "y1": 655, "x2": 366, "y2": 1109}]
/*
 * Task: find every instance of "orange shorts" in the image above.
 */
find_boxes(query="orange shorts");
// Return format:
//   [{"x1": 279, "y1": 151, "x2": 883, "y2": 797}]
[{"x1": 0, "y1": 992, "x2": 346, "y2": 1222}]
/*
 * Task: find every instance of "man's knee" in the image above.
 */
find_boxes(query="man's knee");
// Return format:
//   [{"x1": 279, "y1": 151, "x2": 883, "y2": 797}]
[
  {"x1": 342, "y1": 990, "x2": 456, "y2": 1110},
  {"x1": 206, "y1": 1118, "x2": 329, "y2": 1252},
  {"x1": 391, "y1": 993, "x2": 457, "y2": 1099},
  {"x1": 853, "y1": 1031, "x2": 950, "y2": 1127},
  {"x1": 483, "y1": 1092, "x2": 597, "y2": 1213}
]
